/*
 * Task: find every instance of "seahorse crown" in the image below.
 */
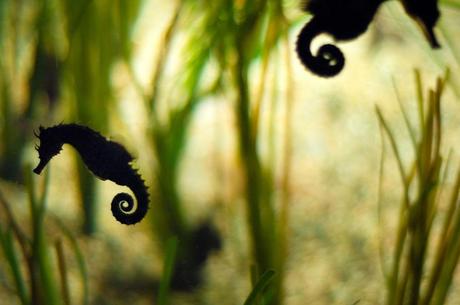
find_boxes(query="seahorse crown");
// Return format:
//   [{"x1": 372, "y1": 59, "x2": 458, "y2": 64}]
[{"x1": 34, "y1": 126, "x2": 63, "y2": 174}]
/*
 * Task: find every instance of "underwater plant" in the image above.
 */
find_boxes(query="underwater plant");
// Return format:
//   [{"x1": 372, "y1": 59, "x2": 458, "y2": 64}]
[
  {"x1": 296, "y1": 0, "x2": 441, "y2": 77},
  {"x1": 377, "y1": 71, "x2": 460, "y2": 305},
  {"x1": 33, "y1": 123, "x2": 149, "y2": 225},
  {"x1": 0, "y1": 167, "x2": 89, "y2": 305}
]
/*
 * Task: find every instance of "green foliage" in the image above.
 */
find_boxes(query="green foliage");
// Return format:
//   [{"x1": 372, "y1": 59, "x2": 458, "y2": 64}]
[
  {"x1": 0, "y1": 226, "x2": 29, "y2": 305},
  {"x1": 0, "y1": 166, "x2": 88, "y2": 305},
  {"x1": 156, "y1": 237, "x2": 179, "y2": 305},
  {"x1": 244, "y1": 269, "x2": 276, "y2": 305},
  {"x1": 1, "y1": 0, "x2": 460, "y2": 305},
  {"x1": 378, "y1": 71, "x2": 460, "y2": 305},
  {"x1": 135, "y1": 1, "x2": 293, "y2": 303}
]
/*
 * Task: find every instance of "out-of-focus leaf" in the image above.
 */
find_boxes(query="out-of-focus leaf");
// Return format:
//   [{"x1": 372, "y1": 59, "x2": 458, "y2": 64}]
[
  {"x1": 244, "y1": 269, "x2": 276, "y2": 305},
  {"x1": 157, "y1": 237, "x2": 178, "y2": 305}
]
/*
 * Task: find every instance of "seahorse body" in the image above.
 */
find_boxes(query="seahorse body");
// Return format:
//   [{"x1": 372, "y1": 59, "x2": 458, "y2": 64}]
[
  {"x1": 33, "y1": 123, "x2": 149, "y2": 225},
  {"x1": 296, "y1": 0, "x2": 383, "y2": 77}
]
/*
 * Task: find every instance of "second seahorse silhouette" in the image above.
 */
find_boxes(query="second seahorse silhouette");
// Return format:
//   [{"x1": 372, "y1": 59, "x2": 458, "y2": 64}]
[
  {"x1": 401, "y1": 0, "x2": 440, "y2": 48},
  {"x1": 296, "y1": 0, "x2": 384, "y2": 77},
  {"x1": 33, "y1": 123, "x2": 149, "y2": 225},
  {"x1": 296, "y1": 0, "x2": 441, "y2": 77}
]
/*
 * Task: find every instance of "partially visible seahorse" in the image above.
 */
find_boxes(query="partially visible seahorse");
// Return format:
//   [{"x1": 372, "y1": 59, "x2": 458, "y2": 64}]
[
  {"x1": 33, "y1": 123, "x2": 149, "y2": 225},
  {"x1": 401, "y1": 0, "x2": 440, "y2": 48},
  {"x1": 296, "y1": 0, "x2": 442, "y2": 78},
  {"x1": 296, "y1": 0, "x2": 384, "y2": 77}
]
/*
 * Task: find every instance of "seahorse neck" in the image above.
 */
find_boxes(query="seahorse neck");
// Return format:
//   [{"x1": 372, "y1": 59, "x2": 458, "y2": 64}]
[{"x1": 54, "y1": 124, "x2": 89, "y2": 147}]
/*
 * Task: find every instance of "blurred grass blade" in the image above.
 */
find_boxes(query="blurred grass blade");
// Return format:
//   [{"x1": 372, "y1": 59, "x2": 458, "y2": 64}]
[
  {"x1": 54, "y1": 217, "x2": 89, "y2": 305},
  {"x1": 392, "y1": 78, "x2": 417, "y2": 147},
  {"x1": 422, "y1": 168, "x2": 460, "y2": 305},
  {"x1": 414, "y1": 69, "x2": 425, "y2": 128},
  {"x1": 380, "y1": 72, "x2": 460, "y2": 305},
  {"x1": 243, "y1": 269, "x2": 276, "y2": 305},
  {"x1": 250, "y1": 264, "x2": 260, "y2": 288},
  {"x1": 157, "y1": 237, "x2": 179, "y2": 305},
  {"x1": 377, "y1": 122, "x2": 391, "y2": 285},
  {"x1": 440, "y1": 0, "x2": 460, "y2": 9},
  {"x1": 0, "y1": 226, "x2": 29, "y2": 305},
  {"x1": 376, "y1": 107, "x2": 409, "y2": 191},
  {"x1": 147, "y1": 0, "x2": 184, "y2": 114},
  {"x1": 25, "y1": 166, "x2": 61, "y2": 305},
  {"x1": 55, "y1": 239, "x2": 71, "y2": 305}
]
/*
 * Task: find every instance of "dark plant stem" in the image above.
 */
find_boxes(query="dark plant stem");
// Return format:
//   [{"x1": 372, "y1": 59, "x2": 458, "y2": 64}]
[
  {"x1": 233, "y1": 26, "x2": 274, "y2": 291},
  {"x1": 77, "y1": 162, "x2": 98, "y2": 235}
]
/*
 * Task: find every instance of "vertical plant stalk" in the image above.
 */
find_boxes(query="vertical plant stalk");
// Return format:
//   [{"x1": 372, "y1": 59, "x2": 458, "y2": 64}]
[
  {"x1": 76, "y1": 163, "x2": 98, "y2": 234},
  {"x1": 233, "y1": 42, "x2": 270, "y2": 271},
  {"x1": 0, "y1": 187, "x2": 34, "y2": 305},
  {"x1": 275, "y1": 20, "x2": 294, "y2": 305},
  {"x1": 0, "y1": 1, "x2": 28, "y2": 182},
  {"x1": 26, "y1": 167, "x2": 61, "y2": 305},
  {"x1": 55, "y1": 239, "x2": 71, "y2": 305},
  {"x1": 54, "y1": 216, "x2": 89, "y2": 305},
  {"x1": 244, "y1": 269, "x2": 276, "y2": 305},
  {"x1": 1, "y1": 167, "x2": 89, "y2": 305},
  {"x1": 148, "y1": 0, "x2": 183, "y2": 116},
  {"x1": 421, "y1": 169, "x2": 460, "y2": 305},
  {"x1": 230, "y1": 2, "x2": 291, "y2": 304},
  {"x1": 156, "y1": 237, "x2": 178, "y2": 305}
]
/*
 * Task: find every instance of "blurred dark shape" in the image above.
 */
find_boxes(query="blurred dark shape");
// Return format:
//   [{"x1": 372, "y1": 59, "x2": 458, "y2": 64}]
[
  {"x1": 0, "y1": 51, "x2": 59, "y2": 183},
  {"x1": 171, "y1": 221, "x2": 222, "y2": 291},
  {"x1": 33, "y1": 123, "x2": 149, "y2": 225},
  {"x1": 401, "y1": 0, "x2": 440, "y2": 48},
  {"x1": 296, "y1": 0, "x2": 383, "y2": 77},
  {"x1": 99, "y1": 270, "x2": 159, "y2": 304},
  {"x1": 29, "y1": 50, "x2": 61, "y2": 111}
]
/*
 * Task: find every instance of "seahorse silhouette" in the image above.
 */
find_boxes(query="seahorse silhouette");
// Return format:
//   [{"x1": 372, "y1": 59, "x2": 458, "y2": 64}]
[
  {"x1": 296, "y1": 0, "x2": 384, "y2": 77},
  {"x1": 33, "y1": 123, "x2": 149, "y2": 225},
  {"x1": 296, "y1": 0, "x2": 442, "y2": 77},
  {"x1": 401, "y1": 0, "x2": 440, "y2": 48}
]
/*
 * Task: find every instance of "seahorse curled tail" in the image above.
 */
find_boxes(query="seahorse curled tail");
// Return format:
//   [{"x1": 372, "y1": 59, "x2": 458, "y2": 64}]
[
  {"x1": 111, "y1": 168, "x2": 149, "y2": 225},
  {"x1": 295, "y1": 17, "x2": 345, "y2": 77}
]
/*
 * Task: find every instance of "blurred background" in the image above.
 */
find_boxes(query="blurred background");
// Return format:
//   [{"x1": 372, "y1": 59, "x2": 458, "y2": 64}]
[{"x1": 1, "y1": 0, "x2": 460, "y2": 305}]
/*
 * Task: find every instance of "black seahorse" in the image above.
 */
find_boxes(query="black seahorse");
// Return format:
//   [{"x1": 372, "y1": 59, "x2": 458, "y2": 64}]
[
  {"x1": 296, "y1": 0, "x2": 384, "y2": 77},
  {"x1": 401, "y1": 0, "x2": 440, "y2": 48},
  {"x1": 296, "y1": 0, "x2": 441, "y2": 77},
  {"x1": 33, "y1": 123, "x2": 149, "y2": 225}
]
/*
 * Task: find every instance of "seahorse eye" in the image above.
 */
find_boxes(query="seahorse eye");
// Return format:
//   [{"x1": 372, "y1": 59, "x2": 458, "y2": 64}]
[{"x1": 37, "y1": 139, "x2": 62, "y2": 159}]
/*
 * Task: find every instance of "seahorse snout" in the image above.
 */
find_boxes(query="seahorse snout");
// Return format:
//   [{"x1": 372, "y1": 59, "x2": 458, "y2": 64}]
[
  {"x1": 414, "y1": 16, "x2": 440, "y2": 48},
  {"x1": 33, "y1": 160, "x2": 47, "y2": 174}
]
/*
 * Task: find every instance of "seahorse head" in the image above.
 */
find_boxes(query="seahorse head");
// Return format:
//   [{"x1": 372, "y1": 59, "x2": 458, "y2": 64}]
[
  {"x1": 33, "y1": 126, "x2": 63, "y2": 174},
  {"x1": 402, "y1": 0, "x2": 440, "y2": 48},
  {"x1": 413, "y1": 10, "x2": 440, "y2": 48}
]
